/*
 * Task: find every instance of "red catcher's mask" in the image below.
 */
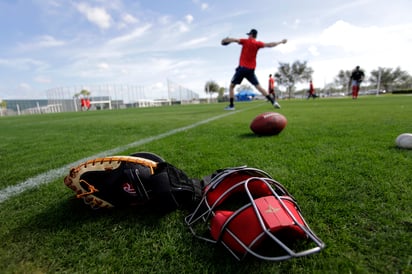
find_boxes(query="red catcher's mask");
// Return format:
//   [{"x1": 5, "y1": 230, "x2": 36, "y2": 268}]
[{"x1": 185, "y1": 167, "x2": 325, "y2": 261}]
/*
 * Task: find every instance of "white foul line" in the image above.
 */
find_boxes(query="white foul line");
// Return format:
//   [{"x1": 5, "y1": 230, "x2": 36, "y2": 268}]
[{"x1": 0, "y1": 109, "x2": 242, "y2": 204}]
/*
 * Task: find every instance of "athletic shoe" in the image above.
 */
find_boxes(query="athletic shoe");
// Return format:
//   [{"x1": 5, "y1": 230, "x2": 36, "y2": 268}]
[
  {"x1": 224, "y1": 106, "x2": 235, "y2": 111},
  {"x1": 273, "y1": 101, "x2": 281, "y2": 109}
]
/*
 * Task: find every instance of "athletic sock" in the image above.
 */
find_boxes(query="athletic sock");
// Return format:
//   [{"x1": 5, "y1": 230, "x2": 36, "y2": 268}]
[
  {"x1": 229, "y1": 98, "x2": 234, "y2": 107},
  {"x1": 266, "y1": 95, "x2": 274, "y2": 104}
]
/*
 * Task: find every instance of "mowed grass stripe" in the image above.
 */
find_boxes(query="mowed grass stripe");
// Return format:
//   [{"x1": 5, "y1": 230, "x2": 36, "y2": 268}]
[{"x1": 0, "y1": 105, "x2": 256, "y2": 203}]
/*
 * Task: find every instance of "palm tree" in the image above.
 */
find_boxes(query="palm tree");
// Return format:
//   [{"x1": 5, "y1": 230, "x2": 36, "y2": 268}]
[
  {"x1": 0, "y1": 99, "x2": 6, "y2": 116},
  {"x1": 80, "y1": 89, "x2": 91, "y2": 97},
  {"x1": 205, "y1": 80, "x2": 220, "y2": 102}
]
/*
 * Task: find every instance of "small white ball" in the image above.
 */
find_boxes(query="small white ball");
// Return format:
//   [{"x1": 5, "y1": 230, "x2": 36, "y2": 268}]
[{"x1": 395, "y1": 133, "x2": 412, "y2": 149}]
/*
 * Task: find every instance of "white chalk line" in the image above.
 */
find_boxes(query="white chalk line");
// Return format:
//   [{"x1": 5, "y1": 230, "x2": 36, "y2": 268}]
[{"x1": 0, "y1": 107, "x2": 256, "y2": 204}]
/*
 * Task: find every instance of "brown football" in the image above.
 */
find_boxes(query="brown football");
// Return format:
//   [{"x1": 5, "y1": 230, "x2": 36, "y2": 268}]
[{"x1": 250, "y1": 112, "x2": 287, "y2": 136}]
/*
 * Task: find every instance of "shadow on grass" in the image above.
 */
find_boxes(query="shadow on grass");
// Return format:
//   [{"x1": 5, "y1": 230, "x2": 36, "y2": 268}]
[
  {"x1": 0, "y1": 195, "x2": 298, "y2": 273},
  {"x1": 35, "y1": 198, "x2": 173, "y2": 229},
  {"x1": 238, "y1": 132, "x2": 282, "y2": 139}
]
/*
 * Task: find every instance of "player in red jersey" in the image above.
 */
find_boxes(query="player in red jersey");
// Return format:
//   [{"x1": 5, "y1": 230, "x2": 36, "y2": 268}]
[
  {"x1": 307, "y1": 80, "x2": 316, "y2": 99},
  {"x1": 268, "y1": 74, "x2": 276, "y2": 100},
  {"x1": 221, "y1": 29, "x2": 287, "y2": 110},
  {"x1": 349, "y1": 66, "x2": 365, "y2": 99}
]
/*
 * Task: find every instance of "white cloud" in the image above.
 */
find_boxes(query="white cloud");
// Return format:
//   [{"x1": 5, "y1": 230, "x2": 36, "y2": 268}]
[
  {"x1": 107, "y1": 24, "x2": 152, "y2": 44},
  {"x1": 201, "y1": 3, "x2": 209, "y2": 10},
  {"x1": 122, "y1": 13, "x2": 138, "y2": 24},
  {"x1": 318, "y1": 20, "x2": 408, "y2": 54},
  {"x1": 158, "y1": 15, "x2": 171, "y2": 25},
  {"x1": 151, "y1": 82, "x2": 164, "y2": 89},
  {"x1": 192, "y1": 0, "x2": 209, "y2": 11},
  {"x1": 184, "y1": 37, "x2": 208, "y2": 48},
  {"x1": 45, "y1": 0, "x2": 61, "y2": 9},
  {"x1": 319, "y1": 20, "x2": 363, "y2": 52},
  {"x1": 19, "y1": 83, "x2": 31, "y2": 89},
  {"x1": 75, "y1": 3, "x2": 112, "y2": 29},
  {"x1": 34, "y1": 76, "x2": 52, "y2": 83},
  {"x1": 282, "y1": 19, "x2": 301, "y2": 29},
  {"x1": 177, "y1": 22, "x2": 190, "y2": 33},
  {"x1": 318, "y1": 20, "x2": 412, "y2": 70},
  {"x1": 185, "y1": 14, "x2": 194, "y2": 24},
  {"x1": 308, "y1": 45, "x2": 319, "y2": 56},
  {"x1": 97, "y1": 62, "x2": 109, "y2": 70},
  {"x1": 0, "y1": 58, "x2": 45, "y2": 70},
  {"x1": 18, "y1": 35, "x2": 65, "y2": 51},
  {"x1": 275, "y1": 40, "x2": 297, "y2": 54},
  {"x1": 118, "y1": 13, "x2": 139, "y2": 29},
  {"x1": 276, "y1": 19, "x2": 412, "y2": 88}
]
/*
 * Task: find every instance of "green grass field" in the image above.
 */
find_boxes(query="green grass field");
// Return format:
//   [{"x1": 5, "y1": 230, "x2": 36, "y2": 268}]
[{"x1": 0, "y1": 96, "x2": 411, "y2": 273}]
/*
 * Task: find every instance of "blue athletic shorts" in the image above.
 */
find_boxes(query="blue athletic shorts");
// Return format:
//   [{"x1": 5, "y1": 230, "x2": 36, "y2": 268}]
[
  {"x1": 352, "y1": 80, "x2": 361, "y2": 87},
  {"x1": 231, "y1": 66, "x2": 259, "y2": 86}
]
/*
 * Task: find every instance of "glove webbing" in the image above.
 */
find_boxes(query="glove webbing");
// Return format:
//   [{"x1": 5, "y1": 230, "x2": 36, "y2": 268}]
[
  {"x1": 65, "y1": 156, "x2": 158, "y2": 208},
  {"x1": 150, "y1": 162, "x2": 203, "y2": 211}
]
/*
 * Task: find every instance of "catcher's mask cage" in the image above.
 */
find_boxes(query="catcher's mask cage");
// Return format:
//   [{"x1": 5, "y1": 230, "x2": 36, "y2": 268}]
[{"x1": 185, "y1": 167, "x2": 325, "y2": 261}]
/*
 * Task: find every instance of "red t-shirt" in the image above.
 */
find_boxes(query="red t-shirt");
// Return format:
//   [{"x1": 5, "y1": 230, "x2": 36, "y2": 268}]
[
  {"x1": 269, "y1": 77, "x2": 275, "y2": 90},
  {"x1": 238, "y1": 38, "x2": 265, "y2": 69}
]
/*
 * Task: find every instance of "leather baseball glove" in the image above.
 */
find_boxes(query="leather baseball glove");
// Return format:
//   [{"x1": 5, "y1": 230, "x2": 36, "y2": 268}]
[{"x1": 64, "y1": 152, "x2": 203, "y2": 212}]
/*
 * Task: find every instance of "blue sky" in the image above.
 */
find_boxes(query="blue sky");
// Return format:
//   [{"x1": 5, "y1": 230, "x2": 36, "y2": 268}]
[{"x1": 0, "y1": 0, "x2": 411, "y2": 99}]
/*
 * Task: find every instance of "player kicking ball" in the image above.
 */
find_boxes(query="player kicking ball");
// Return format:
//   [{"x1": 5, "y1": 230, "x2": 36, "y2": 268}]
[{"x1": 221, "y1": 29, "x2": 287, "y2": 110}]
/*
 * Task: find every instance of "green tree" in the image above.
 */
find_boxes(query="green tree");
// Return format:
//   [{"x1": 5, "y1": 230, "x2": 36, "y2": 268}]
[
  {"x1": 369, "y1": 67, "x2": 412, "y2": 91},
  {"x1": 0, "y1": 99, "x2": 6, "y2": 116},
  {"x1": 80, "y1": 89, "x2": 91, "y2": 97},
  {"x1": 334, "y1": 69, "x2": 352, "y2": 91},
  {"x1": 205, "y1": 80, "x2": 220, "y2": 102},
  {"x1": 274, "y1": 60, "x2": 313, "y2": 98},
  {"x1": 74, "y1": 89, "x2": 91, "y2": 99},
  {"x1": 204, "y1": 80, "x2": 220, "y2": 95},
  {"x1": 218, "y1": 87, "x2": 226, "y2": 99}
]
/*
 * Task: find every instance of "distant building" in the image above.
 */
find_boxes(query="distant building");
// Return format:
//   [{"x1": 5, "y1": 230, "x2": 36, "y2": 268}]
[{"x1": 3, "y1": 99, "x2": 53, "y2": 115}]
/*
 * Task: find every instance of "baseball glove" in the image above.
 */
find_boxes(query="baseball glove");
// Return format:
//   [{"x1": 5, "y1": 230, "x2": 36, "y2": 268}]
[{"x1": 64, "y1": 152, "x2": 203, "y2": 212}]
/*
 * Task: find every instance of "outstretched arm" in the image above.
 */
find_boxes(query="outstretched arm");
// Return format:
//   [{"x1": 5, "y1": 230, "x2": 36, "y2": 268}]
[
  {"x1": 264, "y1": 39, "x2": 287, "y2": 48},
  {"x1": 221, "y1": 37, "x2": 240, "y2": 45}
]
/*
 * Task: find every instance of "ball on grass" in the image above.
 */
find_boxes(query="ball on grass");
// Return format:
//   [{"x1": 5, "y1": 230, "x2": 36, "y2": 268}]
[
  {"x1": 250, "y1": 112, "x2": 287, "y2": 136},
  {"x1": 395, "y1": 133, "x2": 412, "y2": 149}
]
